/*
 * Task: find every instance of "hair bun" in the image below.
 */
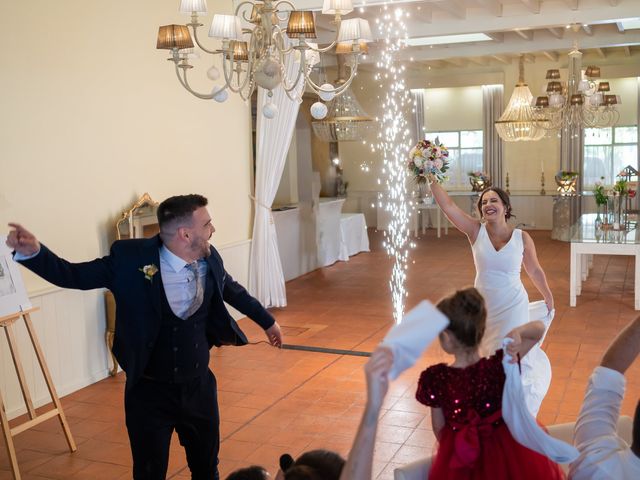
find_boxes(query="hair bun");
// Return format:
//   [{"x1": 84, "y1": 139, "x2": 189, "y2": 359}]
[{"x1": 280, "y1": 453, "x2": 294, "y2": 471}]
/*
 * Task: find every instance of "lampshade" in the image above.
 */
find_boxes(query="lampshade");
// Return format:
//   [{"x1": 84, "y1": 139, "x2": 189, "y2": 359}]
[
  {"x1": 545, "y1": 69, "x2": 560, "y2": 80},
  {"x1": 546, "y1": 81, "x2": 562, "y2": 94},
  {"x1": 249, "y1": 5, "x2": 278, "y2": 25},
  {"x1": 336, "y1": 40, "x2": 369, "y2": 54},
  {"x1": 337, "y1": 18, "x2": 372, "y2": 43},
  {"x1": 322, "y1": 0, "x2": 354, "y2": 16},
  {"x1": 286, "y1": 11, "x2": 317, "y2": 38},
  {"x1": 535, "y1": 96, "x2": 549, "y2": 108},
  {"x1": 225, "y1": 40, "x2": 249, "y2": 61},
  {"x1": 179, "y1": 0, "x2": 208, "y2": 14},
  {"x1": 605, "y1": 95, "x2": 620, "y2": 105},
  {"x1": 585, "y1": 65, "x2": 601, "y2": 78},
  {"x1": 570, "y1": 94, "x2": 584, "y2": 105},
  {"x1": 598, "y1": 81, "x2": 610, "y2": 92},
  {"x1": 208, "y1": 14, "x2": 242, "y2": 40},
  {"x1": 156, "y1": 25, "x2": 194, "y2": 50}
]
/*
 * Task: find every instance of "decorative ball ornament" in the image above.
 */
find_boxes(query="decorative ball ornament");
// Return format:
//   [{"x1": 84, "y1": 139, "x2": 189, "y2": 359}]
[
  {"x1": 263, "y1": 102, "x2": 278, "y2": 119},
  {"x1": 254, "y1": 56, "x2": 282, "y2": 91},
  {"x1": 212, "y1": 86, "x2": 229, "y2": 103},
  {"x1": 310, "y1": 102, "x2": 328, "y2": 120},
  {"x1": 318, "y1": 83, "x2": 335, "y2": 102},
  {"x1": 207, "y1": 66, "x2": 220, "y2": 81}
]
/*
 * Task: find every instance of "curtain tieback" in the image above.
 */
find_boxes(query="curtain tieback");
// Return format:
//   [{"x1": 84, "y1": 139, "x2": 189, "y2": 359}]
[{"x1": 249, "y1": 195, "x2": 274, "y2": 225}]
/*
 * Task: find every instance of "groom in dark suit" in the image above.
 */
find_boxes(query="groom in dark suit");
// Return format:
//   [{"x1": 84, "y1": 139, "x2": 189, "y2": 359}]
[{"x1": 7, "y1": 194, "x2": 282, "y2": 480}]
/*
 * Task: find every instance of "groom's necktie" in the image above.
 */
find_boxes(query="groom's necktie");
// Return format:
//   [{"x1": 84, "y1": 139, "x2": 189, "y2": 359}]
[{"x1": 184, "y1": 261, "x2": 204, "y2": 319}]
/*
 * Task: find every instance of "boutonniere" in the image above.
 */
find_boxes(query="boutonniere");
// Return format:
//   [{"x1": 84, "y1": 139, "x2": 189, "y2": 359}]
[{"x1": 139, "y1": 264, "x2": 159, "y2": 282}]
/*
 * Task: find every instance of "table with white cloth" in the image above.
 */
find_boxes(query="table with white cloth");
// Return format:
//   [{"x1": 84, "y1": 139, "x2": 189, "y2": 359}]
[
  {"x1": 570, "y1": 213, "x2": 640, "y2": 310},
  {"x1": 413, "y1": 203, "x2": 448, "y2": 238},
  {"x1": 317, "y1": 198, "x2": 346, "y2": 267},
  {"x1": 339, "y1": 213, "x2": 370, "y2": 261}
]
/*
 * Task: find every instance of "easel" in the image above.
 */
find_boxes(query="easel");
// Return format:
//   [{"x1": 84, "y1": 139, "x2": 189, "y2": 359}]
[{"x1": 0, "y1": 307, "x2": 76, "y2": 480}]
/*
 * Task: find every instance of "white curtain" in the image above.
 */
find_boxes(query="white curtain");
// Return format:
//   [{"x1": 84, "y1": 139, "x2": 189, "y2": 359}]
[
  {"x1": 411, "y1": 89, "x2": 425, "y2": 144},
  {"x1": 249, "y1": 52, "x2": 307, "y2": 308},
  {"x1": 482, "y1": 85, "x2": 504, "y2": 187}
]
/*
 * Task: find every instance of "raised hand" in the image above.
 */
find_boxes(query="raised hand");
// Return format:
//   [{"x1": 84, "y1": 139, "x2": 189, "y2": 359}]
[
  {"x1": 6, "y1": 223, "x2": 41, "y2": 256},
  {"x1": 364, "y1": 346, "x2": 393, "y2": 410}
]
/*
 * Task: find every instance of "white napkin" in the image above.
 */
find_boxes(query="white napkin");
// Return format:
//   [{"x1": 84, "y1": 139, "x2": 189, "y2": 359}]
[
  {"x1": 381, "y1": 300, "x2": 449, "y2": 380},
  {"x1": 501, "y1": 338, "x2": 579, "y2": 464}
]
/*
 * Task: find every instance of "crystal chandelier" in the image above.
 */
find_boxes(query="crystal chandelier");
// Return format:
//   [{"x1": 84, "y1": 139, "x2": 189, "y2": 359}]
[
  {"x1": 312, "y1": 55, "x2": 374, "y2": 142},
  {"x1": 533, "y1": 42, "x2": 621, "y2": 133},
  {"x1": 495, "y1": 55, "x2": 548, "y2": 142},
  {"x1": 156, "y1": 0, "x2": 372, "y2": 119}
]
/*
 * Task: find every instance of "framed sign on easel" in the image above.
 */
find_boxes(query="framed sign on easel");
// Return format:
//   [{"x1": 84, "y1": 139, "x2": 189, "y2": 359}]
[{"x1": 0, "y1": 238, "x2": 76, "y2": 480}]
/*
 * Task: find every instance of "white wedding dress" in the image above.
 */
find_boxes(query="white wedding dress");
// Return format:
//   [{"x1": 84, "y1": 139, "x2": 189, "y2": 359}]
[{"x1": 472, "y1": 223, "x2": 553, "y2": 417}]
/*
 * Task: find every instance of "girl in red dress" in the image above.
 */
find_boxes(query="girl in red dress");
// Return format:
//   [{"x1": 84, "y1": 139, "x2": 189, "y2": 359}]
[{"x1": 416, "y1": 287, "x2": 565, "y2": 480}]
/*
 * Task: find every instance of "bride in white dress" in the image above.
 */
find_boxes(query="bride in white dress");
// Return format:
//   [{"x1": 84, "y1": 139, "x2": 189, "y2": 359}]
[{"x1": 429, "y1": 182, "x2": 554, "y2": 416}]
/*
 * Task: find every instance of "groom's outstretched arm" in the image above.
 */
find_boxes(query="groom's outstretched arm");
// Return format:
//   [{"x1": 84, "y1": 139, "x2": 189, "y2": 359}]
[{"x1": 7, "y1": 223, "x2": 114, "y2": 291}]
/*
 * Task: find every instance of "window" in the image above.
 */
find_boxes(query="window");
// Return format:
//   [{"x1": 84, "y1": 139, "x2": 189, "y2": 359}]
[
  {"x1": 583, "y1": 126, "x2": 638, "y2": 188},
  {"x1": 424, "y1": 130, "x2": 483, "y2": 190}
]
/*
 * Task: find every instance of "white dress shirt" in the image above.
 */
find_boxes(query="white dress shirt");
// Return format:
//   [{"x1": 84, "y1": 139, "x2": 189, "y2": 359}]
[
  {"x1": 569, "y1": 366, "x2": 640, "y2": 479},
  {"x1": 159, "y1": 246, "x2": 207, "y2": 319}
]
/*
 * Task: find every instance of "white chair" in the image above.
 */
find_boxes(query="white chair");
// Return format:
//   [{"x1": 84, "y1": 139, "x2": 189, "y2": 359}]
[{"x1": 393, "y1": 416, "x2": 633, "y2": 479}]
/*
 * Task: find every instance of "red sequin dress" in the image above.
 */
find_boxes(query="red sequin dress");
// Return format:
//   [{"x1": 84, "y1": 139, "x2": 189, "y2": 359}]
[{"x1": 416, "y1": 350, "x2": 565, "y2": 480}]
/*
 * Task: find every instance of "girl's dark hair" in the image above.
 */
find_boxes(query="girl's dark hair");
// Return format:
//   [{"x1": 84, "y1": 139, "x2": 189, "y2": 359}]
[
  {"x1": 477, "y1": 187, "x2": 514, "y2": 220},
  {"x1": 225, "y1": 466, "x2": 268, "y2": 480},
  {"x1": 437, "y1": 287, "x2": 487, "y2": 348},
  {"x1": 283, "y1": 450, "x2": 345, "y2": 480}
]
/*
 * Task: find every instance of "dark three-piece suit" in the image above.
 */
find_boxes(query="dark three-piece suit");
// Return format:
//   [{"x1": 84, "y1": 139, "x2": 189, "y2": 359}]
[{"x1": 17, "y1": 235, "x2": 275, "y2": 479}]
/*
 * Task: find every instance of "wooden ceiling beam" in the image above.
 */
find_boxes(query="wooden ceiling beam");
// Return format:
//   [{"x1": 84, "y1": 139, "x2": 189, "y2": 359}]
[
  {"x1": 519, "y1": 0, "x2": 541, "y2": 14},
  {"x1": 514, "y1": 29, "x2": 534, "y2": 41},
  {"x1": 476, "y1": 0, "x2": 503, "y2": 17},
  {"x1": 547, "y1": 27, "x2": 564, "y2": 39},
  {"x1": 431, "y1": 0, "x2": 466, "y2": 20}
]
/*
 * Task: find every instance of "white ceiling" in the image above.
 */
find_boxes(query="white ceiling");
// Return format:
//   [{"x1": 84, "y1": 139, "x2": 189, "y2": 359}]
[{"x1": 292, "y1": 0, "x2": 640, "y2": 68}]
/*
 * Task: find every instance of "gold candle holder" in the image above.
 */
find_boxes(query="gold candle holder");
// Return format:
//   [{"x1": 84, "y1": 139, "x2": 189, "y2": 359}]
[
  {"x1": 505, "y1": 172, "x2": 510, "y2": 195},
  {"x1": 540, "y1": 172, "x2": 546, "y2": 195}
]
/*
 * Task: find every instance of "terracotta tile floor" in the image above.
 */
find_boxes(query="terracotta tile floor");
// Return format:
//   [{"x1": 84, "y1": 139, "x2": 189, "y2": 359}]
[{"x1": 2, "y1": 229, "x2": 639, "y2": 479}]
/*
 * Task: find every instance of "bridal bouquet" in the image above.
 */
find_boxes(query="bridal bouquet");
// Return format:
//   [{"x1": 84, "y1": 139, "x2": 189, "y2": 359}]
[{"x1": 407, "y1": 138, "x2": 450, "y2": 184}]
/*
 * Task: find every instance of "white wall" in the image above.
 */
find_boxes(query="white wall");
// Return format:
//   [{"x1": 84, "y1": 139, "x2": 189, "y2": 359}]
[
  {"x1": 0, "y1": 1, "x2": 256, "y2": 416},
  {"x1": 424, "y1": 87, "x2": 483, "y2": 131}
]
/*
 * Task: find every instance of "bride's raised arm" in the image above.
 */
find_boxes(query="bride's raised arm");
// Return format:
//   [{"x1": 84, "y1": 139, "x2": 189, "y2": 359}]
[{"x1": 430, "y1": 181, "x2": 480, "y2": 241}]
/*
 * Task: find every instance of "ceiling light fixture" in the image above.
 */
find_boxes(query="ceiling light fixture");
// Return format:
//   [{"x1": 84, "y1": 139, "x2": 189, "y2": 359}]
[
  {"x1": 533, "y1": 38, "x2": 621, "y2": 133},
  {"x1": 495, "y1": 55, "x2": 548, "y2": 142},
  {"x1": 156, "y1": 0, "x2": 372, "y2": 118}
]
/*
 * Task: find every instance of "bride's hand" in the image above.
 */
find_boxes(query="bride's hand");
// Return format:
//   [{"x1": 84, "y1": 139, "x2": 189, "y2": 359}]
[{"x1": 545, "y1": 297, "x2": 554, "y2": 313}]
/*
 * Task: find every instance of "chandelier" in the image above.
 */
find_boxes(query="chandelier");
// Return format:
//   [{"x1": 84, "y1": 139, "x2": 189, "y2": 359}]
[
  {"x1": 533, "y1": 42, "x2": 620, "y2": 132},
  {"x1": 156, "y1": 0, "x2": 372, "y2": 119},
  {"x1": 312, "y1": 55, "x2": 374, "y2": 142},
  {"x1": 495, "y1": 55, "x2": 548, "y2": 142}
]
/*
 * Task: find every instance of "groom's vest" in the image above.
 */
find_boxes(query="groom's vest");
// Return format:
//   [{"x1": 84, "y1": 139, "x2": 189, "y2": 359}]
[{"x1": 143, "y1": 269, "x2": 214, "y2": 383}]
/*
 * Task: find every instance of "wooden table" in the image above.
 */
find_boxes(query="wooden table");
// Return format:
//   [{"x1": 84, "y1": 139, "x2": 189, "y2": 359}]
[{"x1": 570, "y1": 213, "x2": 640, "y2": 310}]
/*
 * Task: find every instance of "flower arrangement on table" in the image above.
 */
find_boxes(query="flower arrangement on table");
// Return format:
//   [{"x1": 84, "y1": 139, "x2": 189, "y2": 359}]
[
  {"x1": 555, "y1": 170, "x2": 579, "y2": 195},
  {"x1": 593, "y1": 178, "x2": 608, "y2": 207},
  {"x1": 468, "y1": 171, "x2": 491, "y2": 192},
  {"x1": 407, "y1": 138, "x2": 450, "y2": 185}
]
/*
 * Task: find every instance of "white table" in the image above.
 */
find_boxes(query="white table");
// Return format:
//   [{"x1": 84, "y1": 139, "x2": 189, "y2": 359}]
[
  {"x1": 570, "y1": 213, "x2": 640, "y2": 310},
  {"x1": 317, "y1": 198, "x2": 346, "y2": 267},
  {"x1": 413, "y1": 203, "x2": 448, "y2": 238},
  {"x1": 339, "y1": 213, "x2": 370, "y2": 261}
]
